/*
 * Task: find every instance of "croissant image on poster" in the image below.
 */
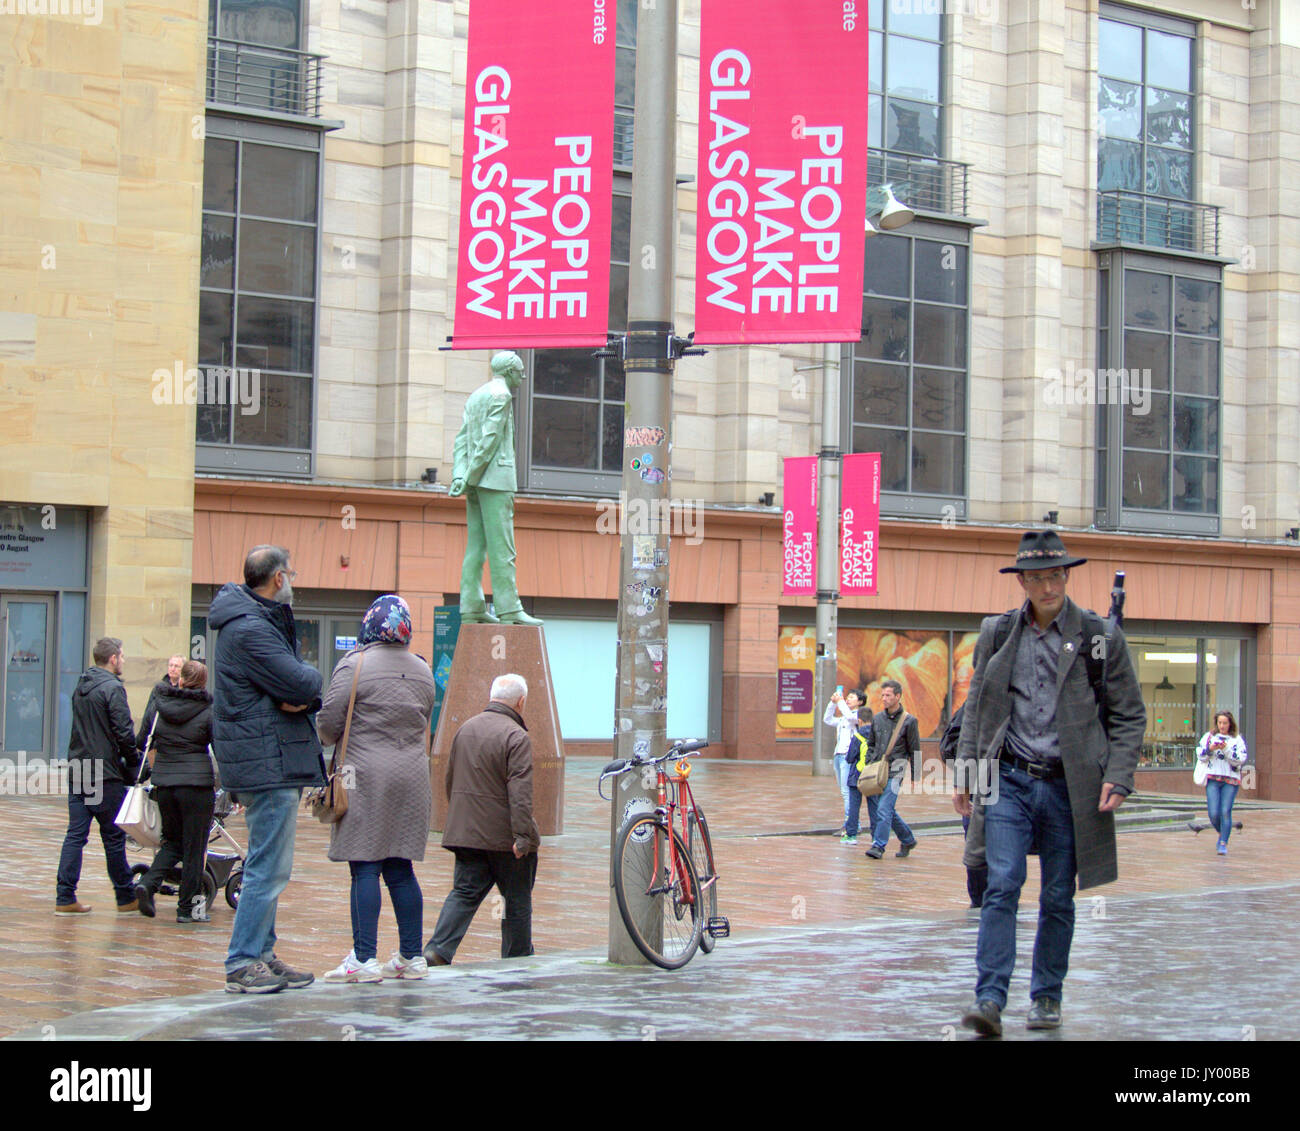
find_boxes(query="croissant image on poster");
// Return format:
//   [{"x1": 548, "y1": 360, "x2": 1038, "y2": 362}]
[{"x1": 776, "y1": 628, "x2": 973, "y2": 741}]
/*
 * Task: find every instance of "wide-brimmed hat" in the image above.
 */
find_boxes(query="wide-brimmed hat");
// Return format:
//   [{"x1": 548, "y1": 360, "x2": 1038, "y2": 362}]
[{"x1": 998, "y1": 530, "x2": 1088, "y2": 574}]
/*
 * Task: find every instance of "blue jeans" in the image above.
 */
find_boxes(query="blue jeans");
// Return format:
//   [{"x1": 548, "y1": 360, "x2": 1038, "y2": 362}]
[
  {"x1": 832, "y1": 754, "x2": 851, "y2": 824},
  {"x1": 56, "y1": 781, "x2": 134, "y2": 906},
  {"x1": 226, "y1": 788, "x2": 299, "y2": 974},
  {"x1": 1205, "y1": 779, "x2": 1239, "y2": 845},
  {"x1": 348, "y1": 859, "x2": 423, "y2": 963},
  {"x1": 846, "y1": 779, "x2": 863, "y2": 837},
  {"x1": 868, "y1": 776, "x2": 915, "y2": 851},
  {"x1": 975, "y1": 764, "x2": 1076, "y2": 1009}
]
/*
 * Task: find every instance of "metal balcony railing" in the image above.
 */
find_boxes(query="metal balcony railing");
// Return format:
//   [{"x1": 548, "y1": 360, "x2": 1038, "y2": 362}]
[
  {"x1": 1097, "y1": 190, "x2": 1220, "y2": 256},
  {"x1": 206, "y1": 37, "x2": 324, "y2": 119},
  {"x1": 867, "y1": 148, "x2": 970, "y2": 218}
]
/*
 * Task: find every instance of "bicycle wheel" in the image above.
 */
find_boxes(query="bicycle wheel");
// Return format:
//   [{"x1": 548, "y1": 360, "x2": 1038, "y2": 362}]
[
  {"x1": 613, "y1": 815, "x2": 703, "y2": 970},
  {"x1": 686, "y1": 808, "x2": 719, "y2": 954}
]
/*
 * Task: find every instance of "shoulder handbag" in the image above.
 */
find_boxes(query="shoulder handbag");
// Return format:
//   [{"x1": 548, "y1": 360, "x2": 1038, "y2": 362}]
[
  {"x1": 115, "y1": 716, "x2": 162, "y2": 848},
  {"x1": 858, "y1": 712, "x2": 911, "y2": 799},
  {"x1": 307, "y1": 649, "x2": 364, "y2": 824}
]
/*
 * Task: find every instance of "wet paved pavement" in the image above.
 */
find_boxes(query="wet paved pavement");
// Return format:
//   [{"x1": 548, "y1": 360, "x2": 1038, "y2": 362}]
[
  {"x1": 17, "y1": 881, "x2": 1300, "y2": 1041},
  {"x1": 4, "y1": 757, "x2": 1297, "y2": 1040}
]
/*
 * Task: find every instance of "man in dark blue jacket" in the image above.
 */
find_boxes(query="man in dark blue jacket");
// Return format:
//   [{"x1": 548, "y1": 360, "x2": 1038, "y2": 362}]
[
  {"x1": 210, "y1": 545, "x2": 324, "y2": 994},
  {"x1": 55, "y1": 637, "x2": 140, "y2": 914}
]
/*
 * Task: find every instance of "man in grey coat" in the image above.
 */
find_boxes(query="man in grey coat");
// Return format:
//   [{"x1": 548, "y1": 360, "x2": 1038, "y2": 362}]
[
  {"x1": 953, "y1": 531, "x2": 1146, "y2": 1036},
  {"x1": 424, "y1": 673, "x2": 541, "y2": 965}
]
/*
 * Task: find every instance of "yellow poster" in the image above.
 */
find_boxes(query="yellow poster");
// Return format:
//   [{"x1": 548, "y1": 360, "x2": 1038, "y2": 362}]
[{"x1": 776, "y1": 627, "x2": 816, "y2": 729}]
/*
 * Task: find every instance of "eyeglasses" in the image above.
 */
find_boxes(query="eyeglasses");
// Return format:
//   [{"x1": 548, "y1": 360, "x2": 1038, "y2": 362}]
[{"x1": 1021, "y1": 569, "x2": 1067, "y2": 587}]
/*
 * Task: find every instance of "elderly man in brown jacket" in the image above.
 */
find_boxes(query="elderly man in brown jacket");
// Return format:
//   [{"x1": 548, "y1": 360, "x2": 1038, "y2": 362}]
[{"x1": 424, "y1": 673, "x2": 541, "y2": 964}]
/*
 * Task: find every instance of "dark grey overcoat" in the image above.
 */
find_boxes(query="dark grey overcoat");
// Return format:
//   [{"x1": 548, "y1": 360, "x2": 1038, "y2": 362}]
[
  {"x1": 954, "y1": 596, "x2": 1147, "y2": 889},
  {"x1": 317, "y1": 643, "x2": 436, "y2": 863}
]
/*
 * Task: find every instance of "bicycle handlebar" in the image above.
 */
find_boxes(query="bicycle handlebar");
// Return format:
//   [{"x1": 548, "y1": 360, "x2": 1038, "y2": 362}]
[{"x1": 597, "y1": 740, "x2": 709, "y2": 794}]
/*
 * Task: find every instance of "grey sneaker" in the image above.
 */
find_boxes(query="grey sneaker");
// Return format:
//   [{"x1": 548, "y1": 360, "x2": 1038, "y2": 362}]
[
  {"x1": 225, "y1": 961, "x2": 288, "y2": 994},
  {"x1": 264, "y1": 955, "x2": 314, "y2": 989},
  {"x1": 1026, "y1": 997, "x2": 1062, "y2": 1030},
  {"x1": 961, "y1": 999, "x2": 1003, "y2": 1037}
]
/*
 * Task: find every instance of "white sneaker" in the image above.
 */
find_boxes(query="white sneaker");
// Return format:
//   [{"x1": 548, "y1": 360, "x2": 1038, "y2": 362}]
[
  {"x1": 380, "y1": 952, "x2": 429, "y2": 980},
  {"x1": 324, "y1": 951, "x2": 383, "y2": 983}
]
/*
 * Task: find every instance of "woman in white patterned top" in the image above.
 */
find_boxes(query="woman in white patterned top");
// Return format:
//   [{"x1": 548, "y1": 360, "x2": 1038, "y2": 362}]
[{"x1": 1196, "y1": 710, "x2": 1247, "y2": 856}]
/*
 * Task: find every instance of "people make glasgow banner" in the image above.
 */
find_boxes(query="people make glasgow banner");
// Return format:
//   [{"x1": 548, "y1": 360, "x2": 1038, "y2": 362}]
[
  {"x1": 840, "y1": 452, "x2": 880, "y2": 597},
  {"x1": 694, "y1": 0, "x2": 869, "y2": 344},
  {"x1": 782, "y1": 456, "x2": 817, "y2": 596},
  {"x1": 451, "y1": 0, "x2": 615, "y2": 348}
]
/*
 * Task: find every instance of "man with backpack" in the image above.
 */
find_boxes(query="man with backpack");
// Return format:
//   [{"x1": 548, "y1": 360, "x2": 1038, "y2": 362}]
[{"x1": 953, "y1": 531, "x2": 1145, "y2": 1036}]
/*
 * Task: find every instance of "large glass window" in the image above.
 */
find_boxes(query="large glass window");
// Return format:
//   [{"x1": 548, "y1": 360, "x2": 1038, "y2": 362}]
[
  {"x1": 1095, "y1": 253, "x2": 1221, "y2": 531},
  {"x1": 1097, "y1": 6, "x2": 1198, "y2": 250},
  {"x1": 1098, "y1": 11, "x2": 1193, "y2": 199},
  {"x1": 209, "y1": 0, "x2": 301, "y2": 48},
  {"x1": 198, "y1": 135, "x2": 318, "y2": 459},
  {"x1": 849, "y1": 225, "x2": 968, "y2": 511},
  {"x1": 868, "y1": 0, "x2": 942, "y2": 156},
  {"x1": 1131, "y1": 634, "x2": 1248, "y2": 769},
  {"x1": 613, "y1": 0, "x2": 636, "y2": 167}
]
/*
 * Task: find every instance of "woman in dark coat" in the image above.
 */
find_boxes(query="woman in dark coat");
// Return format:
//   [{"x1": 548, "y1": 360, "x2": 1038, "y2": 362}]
[
  {"x1": 134, "y1": 660, "x2": 217, "y2": 923},
  {"x1": 318, "y1": 595, "x2": 436, "y2": 983}
]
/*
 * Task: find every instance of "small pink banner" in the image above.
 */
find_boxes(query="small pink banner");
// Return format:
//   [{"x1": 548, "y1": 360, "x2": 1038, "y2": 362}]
[
  {"x1": 694, "y1": 0, "x2": 869, "y2": 344},
  {"x1": 782, "y1": 456, "x2": 818, "y2": 596},
  {"x1": 840, "y1": 452, "x2": 880, "y2": 596},
  {"x1": 451, "y1": 0, "x2": 615, "y2": 348}
]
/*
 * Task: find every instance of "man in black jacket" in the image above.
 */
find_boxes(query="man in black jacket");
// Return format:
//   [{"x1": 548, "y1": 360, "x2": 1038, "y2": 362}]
[
  {"x1": 55, "y1": 637, "x2": 140, "y2": 914},
  {"x1": 210, "y1": 545, "x2": 324, "y2": 994},
  {"x1": 860, "y1": 679, "x2": 920, "y2": 860}
]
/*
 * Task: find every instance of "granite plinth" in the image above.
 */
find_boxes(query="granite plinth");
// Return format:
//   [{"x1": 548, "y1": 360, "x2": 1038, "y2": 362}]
[{"x1": 430, "y1": 624, "x2": 565, "y2": 835}]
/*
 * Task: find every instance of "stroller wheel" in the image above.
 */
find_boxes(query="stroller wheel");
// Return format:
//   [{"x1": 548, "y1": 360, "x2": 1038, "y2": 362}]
[
  {"x1": 225, "y1": 870, "x2": 242, "y2": 909},
  {"x1": 201, "y1": 870, "x2": 217, "y2": 911}
]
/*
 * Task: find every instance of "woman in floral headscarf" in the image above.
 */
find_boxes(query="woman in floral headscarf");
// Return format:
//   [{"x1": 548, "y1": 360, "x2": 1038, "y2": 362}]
[{"x1": 316, "y1": 595, "x2": 437, "y2": 983}]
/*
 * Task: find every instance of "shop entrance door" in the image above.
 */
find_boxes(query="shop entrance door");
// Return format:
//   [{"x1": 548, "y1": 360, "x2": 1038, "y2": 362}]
[
  {"x1": 1, "y1": 594, "x2": 55, "y2": 757},
  {"x1": 294, "y1": 614, "x2": 364, "y2": 689}
]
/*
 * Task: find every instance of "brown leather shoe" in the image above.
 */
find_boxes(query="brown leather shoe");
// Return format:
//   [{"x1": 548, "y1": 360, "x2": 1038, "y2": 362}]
[
  {"x1": 55, "y1": 902, "x2": 93, "y2": 914},
  {"x1": 116, "y1": 899, "x2": 139, "y2": 913}
]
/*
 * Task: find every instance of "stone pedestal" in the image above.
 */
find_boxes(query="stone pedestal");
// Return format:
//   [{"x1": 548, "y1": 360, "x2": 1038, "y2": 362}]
[{"x1": 430, "y1": 624, "x2": 565, "y2": 835}]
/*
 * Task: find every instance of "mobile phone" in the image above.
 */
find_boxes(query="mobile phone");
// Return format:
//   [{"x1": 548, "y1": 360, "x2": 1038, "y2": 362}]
[{"x1": 835, "y1": 685, "x2": 844, "y2": 695}]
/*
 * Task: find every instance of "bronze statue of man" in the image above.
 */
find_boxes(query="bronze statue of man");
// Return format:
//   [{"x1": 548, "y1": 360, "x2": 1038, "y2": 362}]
[{"x1": 450, "y1": 351, "x2": 543, "y2": 626}]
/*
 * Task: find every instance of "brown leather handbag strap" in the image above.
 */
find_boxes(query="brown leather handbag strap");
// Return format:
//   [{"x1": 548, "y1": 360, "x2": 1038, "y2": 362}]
[{"x1": 334, "y1": 648, "x2": 365, "y2": 769}]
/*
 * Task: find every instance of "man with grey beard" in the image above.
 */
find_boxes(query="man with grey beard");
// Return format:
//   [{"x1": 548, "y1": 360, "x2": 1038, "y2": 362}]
[{"x1": 209, "y1": 545, "x2": 324, "y2": 993}]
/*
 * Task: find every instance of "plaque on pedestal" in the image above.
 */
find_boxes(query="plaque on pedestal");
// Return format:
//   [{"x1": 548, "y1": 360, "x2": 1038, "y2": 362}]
[{"x1": 429, "y1": 624, "x2": 565, "y2": 836}]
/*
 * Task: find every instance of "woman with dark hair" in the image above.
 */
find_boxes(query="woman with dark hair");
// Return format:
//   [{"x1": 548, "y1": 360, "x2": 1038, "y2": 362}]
[
  {"x1": 318, "y1": 595, "x2": 437, "y2": 983},
  {"x1": 135, "y1": 660, "x2": 217, "y2": 922},
  {"x1": 1196, "y1": 710, "x2": 1247, "y2": 856}
]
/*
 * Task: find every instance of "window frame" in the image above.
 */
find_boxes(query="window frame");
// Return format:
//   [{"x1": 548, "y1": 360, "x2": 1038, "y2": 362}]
[
  {"x1": 1096, "y1": 3, "x2": 1197, "y2": 206},
  {"x1": 869, "y1": 0, "x2": 945, "y2": 159},
  {"x1": 841, "y1": 218, "x2": 971, "y2": 520},
  {"x1": 196, "y1": 114, "x2": 324, "y2": 479},
  {"x1": 1094, "y1": 248, "x2": 1224, "y2": 535}
]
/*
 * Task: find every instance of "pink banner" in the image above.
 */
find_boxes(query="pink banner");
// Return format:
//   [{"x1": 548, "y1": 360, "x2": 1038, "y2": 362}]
[
  {"x1": 840, "y1": 452, "x2": 880, "y2": 596},
  {"x1": 451, "y1": 0, "x2": 615, "y2": 349},
  {"x1": 694, "y1": 0, "x2": 869, "y2": 344},
  {"x1": 783, "y1": 456, "x2": 818, "y2": 596}
]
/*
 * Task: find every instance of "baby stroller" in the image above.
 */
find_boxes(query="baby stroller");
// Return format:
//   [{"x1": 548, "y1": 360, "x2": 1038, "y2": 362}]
[{"x1": 129, "y1": 788, "x2": 246, "y2": 911}]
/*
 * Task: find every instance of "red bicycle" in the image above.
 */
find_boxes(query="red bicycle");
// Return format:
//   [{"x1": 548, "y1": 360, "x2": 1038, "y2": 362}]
[{"x1": 599, "y1": 739, "x2": 728, "y2": 969}]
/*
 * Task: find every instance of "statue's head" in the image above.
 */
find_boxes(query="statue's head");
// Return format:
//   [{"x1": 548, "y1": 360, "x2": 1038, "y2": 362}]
[{"x1": 490, "y1": 351, "x2": 525, "y2": 391}]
